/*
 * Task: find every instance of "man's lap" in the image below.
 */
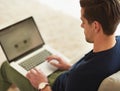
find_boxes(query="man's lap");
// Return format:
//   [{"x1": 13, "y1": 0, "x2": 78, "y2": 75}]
[
  {"x1": 0, "y1": 61, "x2": 37, "y2": 91},
  {"x1": 0, "y1": 61, "x2": 64, "y2": 91}
]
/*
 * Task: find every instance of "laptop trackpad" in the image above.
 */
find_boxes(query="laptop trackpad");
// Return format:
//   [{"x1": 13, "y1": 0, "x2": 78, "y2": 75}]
[{"x1": 36, "y1": 61, "x2": 58, "y2": 76}]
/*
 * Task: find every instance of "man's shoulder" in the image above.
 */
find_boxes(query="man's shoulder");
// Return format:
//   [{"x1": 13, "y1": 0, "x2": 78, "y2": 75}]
[
  {"x1": 116, "y1": 36, "x2": 120, "y2": 45},
  {"x1": 116, "y1": 36, "x2": 120, "y2": 40}
]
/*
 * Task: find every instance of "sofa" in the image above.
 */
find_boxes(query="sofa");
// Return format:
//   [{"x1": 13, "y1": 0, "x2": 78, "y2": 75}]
[{"x1": 98, "y1": 71, "x2": 120, "y2": 91}]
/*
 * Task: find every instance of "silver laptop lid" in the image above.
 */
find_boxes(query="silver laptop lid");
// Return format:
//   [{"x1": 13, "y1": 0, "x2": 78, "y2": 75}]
[{"x1": 0, "y1": 17, "x2": 44, "y2": 62}]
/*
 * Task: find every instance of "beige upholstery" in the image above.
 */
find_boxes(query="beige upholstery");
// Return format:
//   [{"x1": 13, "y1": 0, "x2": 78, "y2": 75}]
[{"x1": 98, "y1": 71, "x2": 120, "y2": 91}]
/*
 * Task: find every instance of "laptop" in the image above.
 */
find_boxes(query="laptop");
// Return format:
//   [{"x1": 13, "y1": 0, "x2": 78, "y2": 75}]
[{"x1": 0, "y1": 17, "x2": 69, "y2": 76}]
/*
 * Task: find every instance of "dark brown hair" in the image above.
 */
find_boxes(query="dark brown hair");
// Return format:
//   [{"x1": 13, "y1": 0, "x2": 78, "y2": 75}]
[{"x1": 80, "y1": 0, "x2": 120, "y2": 35}]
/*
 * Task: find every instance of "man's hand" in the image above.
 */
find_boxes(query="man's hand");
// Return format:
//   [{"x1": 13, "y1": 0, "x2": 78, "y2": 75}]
[
  {"x1": 26, "y1": 68, "x2": 48, "y2": 89},
  {"x1": 46, "y1": 55, "x2": 71, "y2": 70}
]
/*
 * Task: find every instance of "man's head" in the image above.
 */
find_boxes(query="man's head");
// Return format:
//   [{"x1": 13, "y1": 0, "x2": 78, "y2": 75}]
[{"x1": 80, "y1": 0, "x2": 120, "y2": 36}]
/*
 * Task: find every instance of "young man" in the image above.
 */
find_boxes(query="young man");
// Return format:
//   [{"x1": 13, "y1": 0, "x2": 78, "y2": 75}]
[
  {"x1": 0, "y1": 0, "x2": 120, "y2": 91},
  {"x1": 26, "y1": 0, "x2": 120, "y2": 91}
]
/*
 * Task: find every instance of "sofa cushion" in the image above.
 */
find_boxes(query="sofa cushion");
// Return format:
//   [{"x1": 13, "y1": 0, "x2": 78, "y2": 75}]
[{"x1": 98, "y1": 71, "x2": 120, "y2": 91}]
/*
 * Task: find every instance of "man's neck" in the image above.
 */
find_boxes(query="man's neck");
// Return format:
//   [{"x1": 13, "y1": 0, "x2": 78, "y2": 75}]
[{"x1": 93, "y1": 35, "x2": 116, "y2": 53}]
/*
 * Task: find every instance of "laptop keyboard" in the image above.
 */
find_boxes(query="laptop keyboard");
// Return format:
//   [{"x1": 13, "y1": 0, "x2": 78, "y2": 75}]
[{"x1": 19, "y1": 50, "x2": 52, "y2": 71}]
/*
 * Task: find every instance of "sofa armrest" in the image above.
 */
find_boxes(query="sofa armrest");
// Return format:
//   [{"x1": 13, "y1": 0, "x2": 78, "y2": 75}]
[{"x1": 98, "y1": 71, "x2": 120, "y2": 91}]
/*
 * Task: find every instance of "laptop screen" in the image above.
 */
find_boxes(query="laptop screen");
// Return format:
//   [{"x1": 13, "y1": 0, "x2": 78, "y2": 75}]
[{"x1": 0, "y1": 17, "x2": 44, "y2": 62}]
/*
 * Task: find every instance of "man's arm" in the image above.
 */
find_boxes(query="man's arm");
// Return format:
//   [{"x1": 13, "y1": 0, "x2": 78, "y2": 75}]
[
  {"x1": 26, "y1": 55, "x2": 72, "y2": 90},
  {"x1": 26, "y1": 69, "x2": 49, "y2": 90}
]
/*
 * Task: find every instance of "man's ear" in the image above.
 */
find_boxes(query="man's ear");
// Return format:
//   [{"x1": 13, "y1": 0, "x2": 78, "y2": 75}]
[{"x1": 92, "y1": 21, "x2": 101, "y2": 33}]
